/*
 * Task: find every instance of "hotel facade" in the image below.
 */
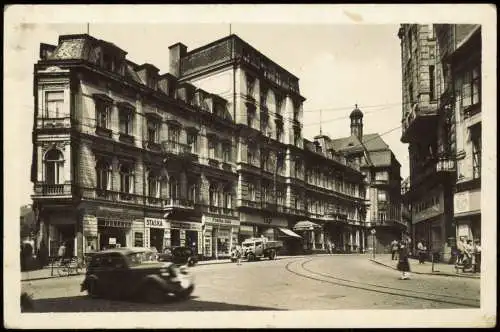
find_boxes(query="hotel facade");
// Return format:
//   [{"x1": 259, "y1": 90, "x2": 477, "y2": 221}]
[{"x1": 31, "y1": 33, "x2": 368, "y2": 260}]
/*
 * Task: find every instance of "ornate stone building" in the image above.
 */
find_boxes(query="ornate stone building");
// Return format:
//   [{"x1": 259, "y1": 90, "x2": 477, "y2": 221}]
[
  {"x1": 31, "y1": 33, "x2": 367, "y2": 260},
  {"x1": 314, "y1": 106, "x2": 405, "y2": 254}
]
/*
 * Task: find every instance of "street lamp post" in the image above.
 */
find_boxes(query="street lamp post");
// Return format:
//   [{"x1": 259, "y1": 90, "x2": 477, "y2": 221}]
[{"x1": 371, "y1": 228, "x2": 376, "y2": 259}]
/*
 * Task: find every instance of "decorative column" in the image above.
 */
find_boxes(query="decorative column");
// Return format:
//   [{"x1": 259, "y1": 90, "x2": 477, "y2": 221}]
[
  {"x1": 321, "y1": 231, "x2": 325, "y2": 250},
  {"x1": 311, "y1": 230, "x2": 316, "y2": 250}
]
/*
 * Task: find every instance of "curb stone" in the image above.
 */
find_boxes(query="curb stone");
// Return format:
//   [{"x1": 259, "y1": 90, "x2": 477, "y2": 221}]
[{"x1": 369, "y1": 258, "x2": 480, "y2": 279}]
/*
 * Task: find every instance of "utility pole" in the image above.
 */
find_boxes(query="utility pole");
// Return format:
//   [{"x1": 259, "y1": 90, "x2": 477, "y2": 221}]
[
  {"x1": 87, "y1": 23, "x2": 90, "y2": 35},
  {"x1": 319, "y1": 109, "x2": 323, "y2": 135},
  {"x1": 229, "y1": 23, "x2": 232, "y2": 35}
]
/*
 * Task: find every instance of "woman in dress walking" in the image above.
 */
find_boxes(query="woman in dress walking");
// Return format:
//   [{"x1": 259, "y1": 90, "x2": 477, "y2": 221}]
[{"x1": 397, "y1": 240, "x2": 411, "y2": 280}]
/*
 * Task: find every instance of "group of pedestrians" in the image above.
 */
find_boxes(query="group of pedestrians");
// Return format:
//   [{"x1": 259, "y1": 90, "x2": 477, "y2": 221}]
[{"x1": 456, "y1": 236, "x2": 481, "y2": 272}]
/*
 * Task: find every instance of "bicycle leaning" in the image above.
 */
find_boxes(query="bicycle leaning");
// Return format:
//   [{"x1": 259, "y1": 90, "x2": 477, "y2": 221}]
[{"x1": 57, "y1": 256, "x2": 86, "y2": 277}]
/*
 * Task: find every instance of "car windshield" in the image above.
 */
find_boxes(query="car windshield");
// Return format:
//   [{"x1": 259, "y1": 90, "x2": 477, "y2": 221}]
[
  {"x1": 127, "y1": 251, "x2": 157, "y2": 265},
  {"x1": 242, "y1": 243, "x2": 253, "y2": 248}
]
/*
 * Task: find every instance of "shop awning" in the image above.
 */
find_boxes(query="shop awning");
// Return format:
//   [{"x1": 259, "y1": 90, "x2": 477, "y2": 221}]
[
  {"x1": 293, "y1": 220, "x2": 322, "y2": 231},
  {"x1": 278, "y1": 228, "x2": 302, "y2": 238}
]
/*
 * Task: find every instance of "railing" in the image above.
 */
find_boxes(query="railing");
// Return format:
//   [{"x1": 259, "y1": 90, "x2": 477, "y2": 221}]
[
  {"x1": 164, "y1": 198, "x2": 195, "y2": 210},
  {"x1": 162, "y1": 140, "x2": 191, "y2": 155},
  {"x1": 36, "y1": 117, "x2": 71, "y2": 129},
  {"x1": 262, "y1": 201, "x2": 277, "y2": 211},
  {"x1": 35, "y1": 183, "x2": 73, "y2": 196},
  {"x1": 81, "y1": 187, "x2": 142, "y2": 204},
  {"x1": 119, "y1": 133, "x2": 135, "y2": 145},
  {"x1": 95, "y1": 126, "x2": 112, "y2": 138},
  {"x1": 237, "y1": 199, "x2": 262, "y2": 209}
]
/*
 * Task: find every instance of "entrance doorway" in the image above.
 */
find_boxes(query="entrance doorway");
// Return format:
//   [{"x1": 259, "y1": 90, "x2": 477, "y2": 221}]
[
  {"x1": 150, "y1": 228, "x2": 164, "y2": 252},
  {"x1": 171, "y1": 229, "x2": 181, "y2": 247},
  {"x1": 186, "y1": 230, "x2": 198, "y2": 253}
]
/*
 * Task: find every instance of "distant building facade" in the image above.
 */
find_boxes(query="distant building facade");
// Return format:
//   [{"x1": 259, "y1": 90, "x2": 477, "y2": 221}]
[
  {"x1": 31, "y1": 33, "x2": 367, "y2": 260},
  {"x1": 398, "y1": 24, "x2": 481, "y2": 260},
  {"x1": 314, "y1": 106, "x2": 406, "y2": 254}
]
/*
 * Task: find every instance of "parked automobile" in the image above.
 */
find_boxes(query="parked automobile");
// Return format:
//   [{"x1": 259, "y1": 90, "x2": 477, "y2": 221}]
[
  {"x1": 157, "y1": 246, "x2": 198, "y2": 266},
  {"x1": 81, "y1": 247, "x2": 194, "y2": 303}
]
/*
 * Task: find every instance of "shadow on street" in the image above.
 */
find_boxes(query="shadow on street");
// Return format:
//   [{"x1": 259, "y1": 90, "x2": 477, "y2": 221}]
[{"x1": 25, "y1": 295, "x2": 284, "y2": 312}]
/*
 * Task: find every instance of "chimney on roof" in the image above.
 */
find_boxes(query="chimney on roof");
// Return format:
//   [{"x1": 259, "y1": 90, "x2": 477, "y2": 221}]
[{"x1": 169, "y1": 43, "x2": 188, "y2": 78}]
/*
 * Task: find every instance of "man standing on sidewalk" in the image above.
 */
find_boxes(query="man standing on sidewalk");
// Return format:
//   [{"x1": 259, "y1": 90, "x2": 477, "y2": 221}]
[{"x1": 391, "y1": 239, "x2": 399, "y2": 260}]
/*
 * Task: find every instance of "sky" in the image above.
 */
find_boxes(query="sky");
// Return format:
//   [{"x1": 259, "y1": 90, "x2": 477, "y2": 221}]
[{"x1": 6, "y1": 21, "x2": 408, "y2": 206}]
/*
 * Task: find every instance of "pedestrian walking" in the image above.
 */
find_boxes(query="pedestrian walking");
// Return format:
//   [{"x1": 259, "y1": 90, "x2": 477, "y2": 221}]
[
  {"x1": 236, "y1": 245, "x2": 242, "y2": 266},
  {"x1": 390, "y1": 239, "x2": 399, "y2": 260},
  {"x1": 397, "y1": 240, "x2": 411, "y2": 280},
  {"x1": 473, "y1": 239, "x2": 481, "y2": 273},
  {"x1": 417, "y1": 240, "x2": 426, "y2": 264}
]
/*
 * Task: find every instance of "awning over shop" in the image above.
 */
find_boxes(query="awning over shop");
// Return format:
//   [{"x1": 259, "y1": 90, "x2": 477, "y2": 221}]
[
  {"x1": 278, "y1": 228, "x2": 302, "y2": 238},
  {"x1": 293, "y1": 221, "x2": 322, "y2": 231}
]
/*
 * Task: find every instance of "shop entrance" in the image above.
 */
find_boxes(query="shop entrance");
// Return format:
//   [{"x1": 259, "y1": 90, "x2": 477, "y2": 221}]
[
  {"x1": 150, "y1": 228, "x2": 164, "y2": 252},
  {"x1": 171, "y1": 229, "x2": 181, "y2": 247},
  {"x1": 185, "y1": 230, "x2": 198, "y2": 252},
  {"x1": 98, "y1": 227, "x2": 127, "y2": 250}
]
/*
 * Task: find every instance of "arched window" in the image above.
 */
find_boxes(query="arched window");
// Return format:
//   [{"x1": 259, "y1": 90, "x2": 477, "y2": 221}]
[
  {"x1": 95, "y1": 159, "x2": 111, "y2": 192},
  {"x1": 169, "y1": 176, "x2": 179, "y2": 200},
  {"x1": 44, "y1": 149, "x2": 64, "y2": 185},
  {"x1": 119, "y1": 164, "x2": 134, "y2": 196}
]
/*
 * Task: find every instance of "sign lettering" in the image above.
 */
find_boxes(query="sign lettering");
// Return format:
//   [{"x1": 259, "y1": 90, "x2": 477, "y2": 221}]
[{"x1": 145, "y1": 218, "x2": 164, "y2": 228}]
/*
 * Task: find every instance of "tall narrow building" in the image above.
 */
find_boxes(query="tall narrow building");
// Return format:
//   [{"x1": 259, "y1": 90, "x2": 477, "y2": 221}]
[{"x1": 398, "y1": 24, "x2": 481, "y2": 261}]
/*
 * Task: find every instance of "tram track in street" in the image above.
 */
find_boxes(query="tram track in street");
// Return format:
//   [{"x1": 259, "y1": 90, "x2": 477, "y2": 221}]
[{"x1": 284, "y1": 258, "x2": 480, "y2": 308}]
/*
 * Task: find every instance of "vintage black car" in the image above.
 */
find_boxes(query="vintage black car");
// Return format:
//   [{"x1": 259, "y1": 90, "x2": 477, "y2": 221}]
[
  {"x1": 157, "y1": 246, "x2": 198, "y2": 266},
  {"x1": 81, "y1": 247, "x2": 194, "y2": 303}
]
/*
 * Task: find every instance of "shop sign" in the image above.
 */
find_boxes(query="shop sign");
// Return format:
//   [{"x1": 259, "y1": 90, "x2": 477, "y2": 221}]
[
  {"x1": 454, "y1": 192, "x2": 469, "y2": 215},
  {"x1": 457, "y1": 224, "x2": 470, "y2": 237},
  {"x1": 145, "y1": 218, "x2": 168, "y2": 229},
  {"x1": 109, "y1": 237, "x2": 117, "y2": 245},
  {"x1": 99, "y1": 219, "x2": 132, "y2": 228},
  {"x1": 202, "y1": 215, "x2": 239, "y2": 226},
  {"x1": 171, "y1": 221, "x2": 202, "y2": 230}
]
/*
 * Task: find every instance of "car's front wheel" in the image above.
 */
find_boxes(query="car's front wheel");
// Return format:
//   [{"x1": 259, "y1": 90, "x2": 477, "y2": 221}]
[
  {"x1": 87, "y1": 279, "x2": 100, "y2": 298},
  {"x1": 177, "y1": 285, "x2": 194, "y2": 299},
  {"x1": 187, "y1": 258, "x2": 195, "y2": 267},
  {"x1": 143, "y1": 283, "x2": 165, "y2": 304}
]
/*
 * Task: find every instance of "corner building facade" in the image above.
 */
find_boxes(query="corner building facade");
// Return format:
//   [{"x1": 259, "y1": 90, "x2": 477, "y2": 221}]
[
  {"x1": 31, "y1": 34, "x2": 366, "y2": 260},
  {"x1": 398, "y1": 24, "x2": 482, "y2": 261}
]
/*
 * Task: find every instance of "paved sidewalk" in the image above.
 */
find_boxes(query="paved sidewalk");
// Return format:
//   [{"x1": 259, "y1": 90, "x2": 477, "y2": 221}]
[
  {"x1": 370, "y1": 254, "x2": 480, "y2": 279},
  {"x1": 21, "y1": 254, "x2": 337, "y2": 282}
]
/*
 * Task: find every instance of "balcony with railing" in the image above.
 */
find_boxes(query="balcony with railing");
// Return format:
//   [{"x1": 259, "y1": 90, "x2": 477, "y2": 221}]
[
  {"x1": 33, "y1": 183, "x2": 73, "y2": 198},
  {"x1": 162, "y1": 140, "x2": 193, "y2": 159},
  {"x1": 401, "y1": 103, "x2": 439, "y2": 143},
  {"x1": 145, "y1": 140, "x2": 162, "y2": 152},
  {"x1": 79, "y1": 187, "x2": 142, "y2": 205},
  {"x1": 36, "y1": 117, "x2": 71, "y2": 130},
  {"x1": 119, "y1": 133, "x2": 135, "y2": 145},
  {"x1": 237, "y1": 199, "x2": 262, "y2": 210},
  {"x1": 163, "y1": 198, "x2": 195, "y2": 211}
]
